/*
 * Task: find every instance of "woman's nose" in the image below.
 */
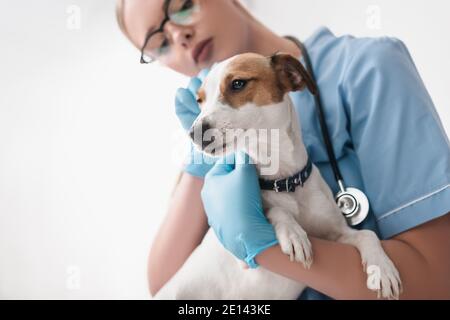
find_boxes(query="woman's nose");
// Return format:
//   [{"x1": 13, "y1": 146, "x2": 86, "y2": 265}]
[{"x1": 165, "y1": 23, "x2": 194, "y2": 49}]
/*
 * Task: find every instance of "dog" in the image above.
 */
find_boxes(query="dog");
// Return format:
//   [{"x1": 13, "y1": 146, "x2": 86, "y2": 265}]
[{"x1": 153, "y1": 52, "x2": 402, "y2": 300}]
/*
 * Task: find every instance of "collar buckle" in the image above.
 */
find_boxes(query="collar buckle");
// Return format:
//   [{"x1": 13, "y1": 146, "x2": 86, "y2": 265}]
[
  {"x1": 273, "y1": 179, "x2": 282, "y2": 193},
  {"x1": 286, "y1": 178, "x2": 296, "y2": 192}
]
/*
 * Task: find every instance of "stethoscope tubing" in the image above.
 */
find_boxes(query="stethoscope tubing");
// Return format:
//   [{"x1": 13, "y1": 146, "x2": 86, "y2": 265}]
[
  {"x1": 285, "y1": 36, "x2": 370, "y2": 226},
  {"x1": 286, "y1": 36, "x2": 344, "y2": 187}
]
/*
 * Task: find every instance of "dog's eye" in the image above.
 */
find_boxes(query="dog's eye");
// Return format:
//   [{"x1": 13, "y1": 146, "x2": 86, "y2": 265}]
[{"x1": 230, "y1": 79, "x2": 247, "y2": 91}]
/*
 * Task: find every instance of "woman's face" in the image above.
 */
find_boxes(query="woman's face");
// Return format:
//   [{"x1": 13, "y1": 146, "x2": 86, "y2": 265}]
[{"x1": 122, "y1": 0, "x2": 251, "y2": 77}]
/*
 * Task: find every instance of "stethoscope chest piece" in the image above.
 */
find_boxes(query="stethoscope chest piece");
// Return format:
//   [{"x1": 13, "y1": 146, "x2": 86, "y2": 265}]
[
  {"x1": 335, "y1": 187, "x2": 369, "y2": 226},
  {"x1": 285, "y1": 35, "x2": 371, "y2": 227}
]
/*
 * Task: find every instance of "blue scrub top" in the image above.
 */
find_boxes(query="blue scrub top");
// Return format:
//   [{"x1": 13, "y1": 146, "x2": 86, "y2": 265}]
[{"x1": 293, "y1": 27, "x2": 450, "y2": 300}]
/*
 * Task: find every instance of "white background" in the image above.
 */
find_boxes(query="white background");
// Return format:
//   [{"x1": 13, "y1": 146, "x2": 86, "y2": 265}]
[{"x1": 0, "y1": 0, "x2": 449, "y2": 299}]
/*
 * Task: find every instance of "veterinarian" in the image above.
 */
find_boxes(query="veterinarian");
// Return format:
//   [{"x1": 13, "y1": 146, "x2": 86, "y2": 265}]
[{"x1": 116, "y1": 0, "x2": 450, "y2": 299}]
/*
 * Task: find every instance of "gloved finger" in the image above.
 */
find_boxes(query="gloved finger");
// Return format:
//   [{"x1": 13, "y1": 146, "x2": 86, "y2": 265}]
[
  {"x1": 187, "y1": 77, "x2": 202, "y2": 96},
  {"x1": 174, "y1": 110, "x2": 197, "y2": 131},
  {"x1": 216, "y1": 152, "x2": 236, "y2": 167},
  {"x1": 190, "y1": 144, "x2": 217, "y2": 167},
  {"x1": 175, "y1": 88, "x2": 200, "y2": 130},
  {"x1": 197, "y1": 67, "x2": 211, "y2": 82},
  {"x1": 234, "y1": 150, "x2": 253, "y2": 168},
  {"x1": 175, "y1": 106, "x2": 197, "y2": 131},
  {"x1": 205, "y1": 153, "x2": 235, "y2": 178},
  {"x1": 175, "y1": 87, "x2": 200, "y2": 115}
]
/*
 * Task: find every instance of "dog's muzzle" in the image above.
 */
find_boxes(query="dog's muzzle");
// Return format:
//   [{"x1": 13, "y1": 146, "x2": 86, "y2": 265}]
[{"x1": 189, "y1": 121, "x2": 215, "y2": 150}]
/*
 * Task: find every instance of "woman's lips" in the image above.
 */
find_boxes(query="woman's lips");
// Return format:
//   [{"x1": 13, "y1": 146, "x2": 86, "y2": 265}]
[{"x1": 193, "y1": 38, "x2": 213, "y2": 65}]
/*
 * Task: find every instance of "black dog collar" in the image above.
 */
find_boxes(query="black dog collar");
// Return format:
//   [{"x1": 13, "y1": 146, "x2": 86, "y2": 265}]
[{"x1": 259, "y1": 158, "x2": 313, "y2": 193}]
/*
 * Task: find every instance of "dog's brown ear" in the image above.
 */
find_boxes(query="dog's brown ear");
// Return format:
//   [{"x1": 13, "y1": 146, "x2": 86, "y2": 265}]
[{"x1": 270, "y1": 52, "x2": 317, "y2": 95}]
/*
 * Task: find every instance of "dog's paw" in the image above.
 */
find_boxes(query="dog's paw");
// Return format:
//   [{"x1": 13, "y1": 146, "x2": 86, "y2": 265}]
[
  {"x1": 275, "y1": 222, "x2": 313, "y2": 268},
  {"x1": 363, "y1": 252, "x2": 403, "y2": 300}
]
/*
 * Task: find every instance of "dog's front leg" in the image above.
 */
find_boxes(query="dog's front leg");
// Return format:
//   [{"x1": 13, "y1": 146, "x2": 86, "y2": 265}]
[
  {"x1": 266, "y1": 207, "x2": 313, "y2": 269},
  {"x1": 336, "y1": 228, "x2": 402, "y2": 299}
]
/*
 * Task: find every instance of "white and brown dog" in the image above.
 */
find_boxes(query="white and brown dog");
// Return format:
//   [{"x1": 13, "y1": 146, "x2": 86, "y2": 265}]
[{"x1": 154, "y1": 52, "x2": 402, "y2": 300}]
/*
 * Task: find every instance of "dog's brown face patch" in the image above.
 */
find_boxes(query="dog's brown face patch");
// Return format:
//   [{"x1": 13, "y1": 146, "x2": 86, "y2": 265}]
[
  {"x1": 219, "y1": 53, "x2": 284, "y2": 109},
  {"x1": 196, "y1": 88, "x2": 206, "y2": 106},
  {"x1": 218, "y1": 52, "x2": 316, "y2": 109}
]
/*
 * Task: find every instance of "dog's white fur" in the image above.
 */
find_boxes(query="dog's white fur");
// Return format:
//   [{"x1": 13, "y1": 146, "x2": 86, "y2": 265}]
[{"x1": 153, "y1": 54, "x2": 402, "y2": 300}]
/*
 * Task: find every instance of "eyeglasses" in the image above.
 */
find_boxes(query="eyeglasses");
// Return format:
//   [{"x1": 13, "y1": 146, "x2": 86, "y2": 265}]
[{"x1": 140, "y1": 0, "x2": 201, "y2": 64}]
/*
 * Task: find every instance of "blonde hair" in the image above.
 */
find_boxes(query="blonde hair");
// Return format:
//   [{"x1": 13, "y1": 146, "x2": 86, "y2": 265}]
[
  {"x1": 117, "y1": 0, "x2": 145, "y2": 50},
  {"x1": 116, "y1": 0, "x2": 127, "y2": 35}
]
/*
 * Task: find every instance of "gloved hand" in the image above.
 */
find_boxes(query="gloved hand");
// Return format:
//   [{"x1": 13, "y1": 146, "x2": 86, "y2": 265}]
[
  {"x1": 201, "y1": 151, "x2": 279, "y2": 268},
  {"x1": 175, "y1": 68, "x2": 216, "y2": 177}
]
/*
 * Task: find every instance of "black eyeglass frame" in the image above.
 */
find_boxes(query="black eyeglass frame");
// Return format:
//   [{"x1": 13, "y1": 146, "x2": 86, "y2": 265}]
[{"x1": 140, "y1": 0, "x2": 173, "y2": 64}]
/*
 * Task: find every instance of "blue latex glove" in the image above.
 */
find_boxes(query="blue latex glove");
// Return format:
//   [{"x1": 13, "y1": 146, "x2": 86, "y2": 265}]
[
  {"x1": 175, "y1": 68, "x2": 216, "y2": 177},
  {"x1": 201, "y1": 151, "x2": 279, "y2": 268}
]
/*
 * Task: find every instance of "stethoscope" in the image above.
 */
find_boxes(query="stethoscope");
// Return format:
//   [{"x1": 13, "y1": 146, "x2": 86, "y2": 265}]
[{"x1": 285, "y1": 35, "x2": 370, "y2": 226}]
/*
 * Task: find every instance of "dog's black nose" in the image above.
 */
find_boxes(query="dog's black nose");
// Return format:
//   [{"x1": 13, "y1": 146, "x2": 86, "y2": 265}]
[{"x1": 189, "y1": 122, "x2": 214, "y2": 150}]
